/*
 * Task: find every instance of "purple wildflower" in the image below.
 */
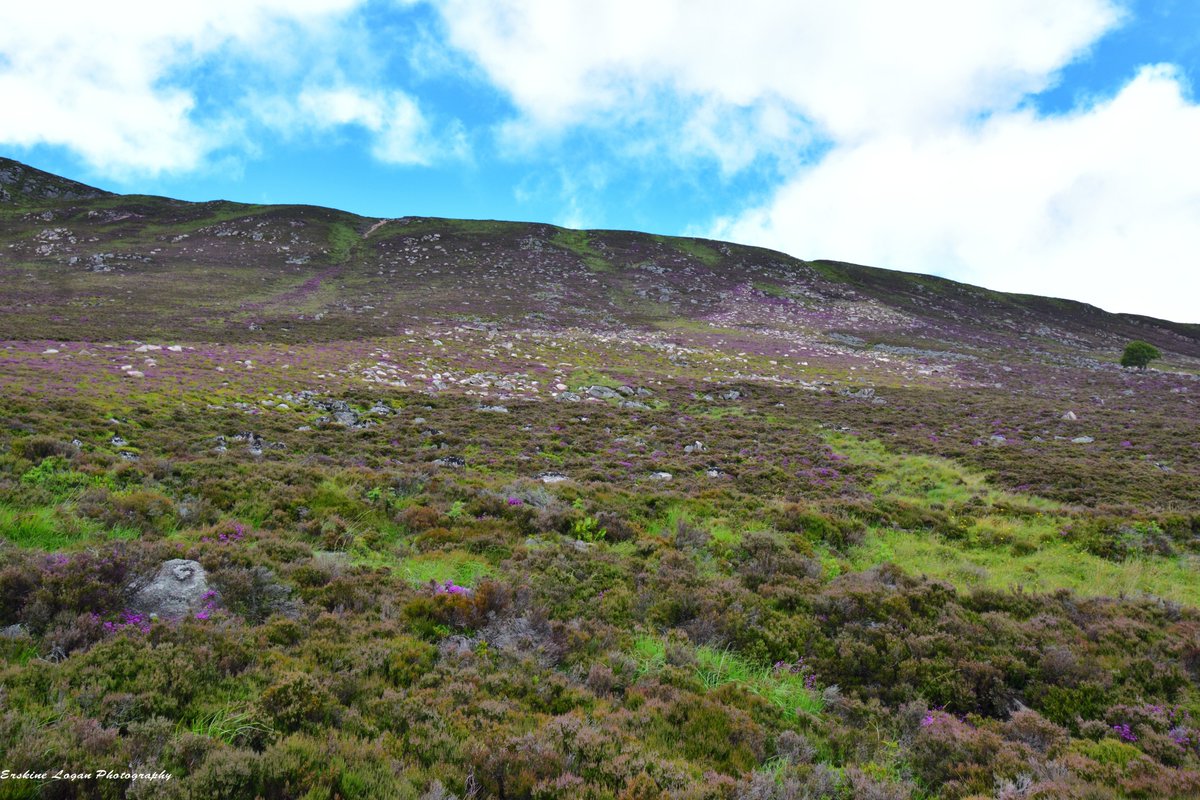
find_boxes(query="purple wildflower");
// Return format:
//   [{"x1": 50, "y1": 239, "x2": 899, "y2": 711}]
[{"x1": 1113, "y1": 723, "x2": 1137, "y2": 742}]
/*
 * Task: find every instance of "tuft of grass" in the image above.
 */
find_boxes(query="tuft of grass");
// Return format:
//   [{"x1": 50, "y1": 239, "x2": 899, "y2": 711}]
[
  {"x1": 181, "y1": 707, "x2": 274, "y2": 746},
  {"x1": 398, "y1": 550, "x2": 494, "y2": 587},
  {"x1": 0, "y1": 504, "x2": 69, "y2": 549},
  {"x1": 0, "y1": 503, "x2": 139, "y2": 549},
  {"x1": 633, "y1": 635, "x2": 823, "y2": 717}
]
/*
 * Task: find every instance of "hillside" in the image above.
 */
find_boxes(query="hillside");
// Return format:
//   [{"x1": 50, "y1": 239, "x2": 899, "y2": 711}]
[{"x1": 2, "y1": 157, "x2": 1200, "y2": 799}]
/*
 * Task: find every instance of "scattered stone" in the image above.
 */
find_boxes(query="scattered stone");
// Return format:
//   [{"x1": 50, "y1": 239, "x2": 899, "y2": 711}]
[
  {"x1": 477, "y1": 405, "x2": 509, "y2": 413},
  {"x1": 128, "y1": 560, "x2": 213, "y2": 620},
  {"x1": 126, "y1": 371, "x2": 145, "y2": 378},
  {"x1": 649, "y1": 471, "x2": 673, "y2": 481},
  {"x1": 620, "y1": 400, "x2": 649, "y2": 410},
  {"x1": 684, "y1": 441, "x2": 706, "y2": 453},
  {"x1": 1062, "y1": 411, "x2": 1078, "y2": 420},
  {"x1": 705, "y1": 468, "x2": 725, "y2": 478},
  {"x1": 110, "y1": 435, "x2": 127, "y2": 446},
  {"x1": 558, "y1": 392, "x2": 582, "y2": 402},
  {"x1": 434, "y1": 456, "x2": 465, "y2": 468},
  {"x1": 311, "y1": 398, "x2": 368, "y2": 427},
  {"x1": 539, "y1": 472, "x2": 568, "y2": 483},
  {"x1": 583, "y1": 385, "x2": 621, "y2": 400},
  {"x1": 1071, "y1": 436, "x2": 1095, "y2": 444},
  {"x1": 42, "y1": 348, "x2": 59, "y2": 354},
  {"x1": 989, "y1": 435, "x2": 1007, "y2": 445}
]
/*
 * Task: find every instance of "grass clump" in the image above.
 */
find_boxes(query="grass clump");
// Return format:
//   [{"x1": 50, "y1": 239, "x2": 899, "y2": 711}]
[
  {"x1": 633, "y1": 635, "x2": 824, "y2": 717},
  {"x1": 398, "y1": 550, "x2": 494, "y2": 587}
]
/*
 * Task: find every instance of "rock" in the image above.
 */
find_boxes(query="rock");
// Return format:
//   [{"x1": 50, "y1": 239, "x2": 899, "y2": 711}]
[
  {"x1": 989, "y1": 435, "x2": 1006, "y2": 445},
  {"x1": 558, "y1": 392, "x2": 582, "y2": 402},
  {"x1": 719, "y1": 389, "x2": 742, "y2": 401},
  {"x1": 539, "y1": 472, "x2": 568, "y2": 483},
  {"x1": 584, "y1": 385, "x2": 621, "y2": 400},
  {"x1": 684, "y1": 441, "x2": 706, "y2": 453},
  {"x1": 649, "y1": 471, "x2": 673, "y2": 481},
  {"x1": 705, "y1": 468, "x2": 725, "y2": 478},
  {"x1": 620, "y1": 400, "x2": 649, "y2": 410},
  {"x1": 129, "y1": 560, "x2": 213, "y2": 619},
  {"x1": 42, "y1": 348, "x2": 59, "y2": 354},
  {"x1": 1, "y1": 623, "x2": 29, "y2": 639},
  {"x1": 477, "y1": 405, "x2": 509, "y2": 413},
  {"x1": 1061, "y1": 411, "x2": 1077, "y2": 421},
  {"x1": 434, "y1": 456, "x2": 465, "y2": 468},
  {"x1": 1071, "y1": 436, "x2": 1094, "y2": 444},
  {"x1": 110, "y1": 435, "x2": 127, "y2": 446},
  {"x1": 126, "y1": 371, "x2": 145, "y2": 378}
]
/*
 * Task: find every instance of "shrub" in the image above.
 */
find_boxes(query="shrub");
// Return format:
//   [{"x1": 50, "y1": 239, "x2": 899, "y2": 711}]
[
  {"x1": 257, "y1": 673, "x2": 334, "y2": 733},
  {"x1": 1120, "y1": 340, "x2": 1161, "y2": 369},
  {"x1": 14, "y1": 436, "x2": 78, "y2": 463}
]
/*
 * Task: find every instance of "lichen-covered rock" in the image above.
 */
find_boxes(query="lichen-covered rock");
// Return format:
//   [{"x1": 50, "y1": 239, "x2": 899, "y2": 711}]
[{"x1": 129, "y1": 559, "x2": 212, "y2": 619}]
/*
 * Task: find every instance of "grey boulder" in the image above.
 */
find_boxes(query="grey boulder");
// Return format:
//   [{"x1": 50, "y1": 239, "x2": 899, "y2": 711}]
[{"x1": 129, "y1": 560, "x2": 213, "y2": 619}]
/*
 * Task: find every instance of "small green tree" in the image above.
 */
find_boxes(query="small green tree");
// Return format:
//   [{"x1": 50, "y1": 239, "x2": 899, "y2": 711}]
[{"x1": 1120, "y1": 340, "x2": 1161, "y2": 369}]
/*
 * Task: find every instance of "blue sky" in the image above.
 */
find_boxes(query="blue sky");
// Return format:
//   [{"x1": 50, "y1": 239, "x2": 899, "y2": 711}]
[{"x1": 2, "y1": 1, "x2": 1199, "y2": 322}]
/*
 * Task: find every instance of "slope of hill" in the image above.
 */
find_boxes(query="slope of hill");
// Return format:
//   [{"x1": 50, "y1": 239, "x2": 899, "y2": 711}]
[{"x1": 2, "y1": 158, "x2": 1200, "y2": 799}]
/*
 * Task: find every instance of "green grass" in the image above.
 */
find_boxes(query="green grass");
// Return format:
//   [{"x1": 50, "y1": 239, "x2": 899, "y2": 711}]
[
  {"x1": 20, "y1": 456, "x2": 112, "y2": 499},
  {"x1": 327, "y1": 222, "x2": 360, "y2": 263},
  {"x1": 633, "y1": 635, "x2": 823, "y2": 717},
  {"x1": 662, "y1": 236, "x2": 723, "y2": 266},
  {"x1": 398, "y1": 550, "x2": 494, "y2": 587},
  {"x1": 181, "y1": 707, "x2": 274, "y2": 746},
  {"x1": 0, "y1": 503, "x2": 137, "y2": 549},
  {"x1": 551, "y1": 229, "x2": 613, "y2": 272},
  {"x1": 850, "y1": 529, "x2": 1200, "y2": 607},
  {"x1": 823, "y1": 431, "x2": 1061, "y2": 512}
]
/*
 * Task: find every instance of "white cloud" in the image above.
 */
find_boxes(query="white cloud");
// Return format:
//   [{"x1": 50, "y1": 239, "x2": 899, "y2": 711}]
[
  {"x1": 297, "y1": 86, "x2": 459, "y2": 165},
  {"x1": 432, "y1": 0, "x2": 1121, "y2": 146},
  {"x1": 714, "y1": 65, "x2": 1200, "y2": 323},
  {"x1": 0, "y1": 0, "x2": 453, "y2": 176}
]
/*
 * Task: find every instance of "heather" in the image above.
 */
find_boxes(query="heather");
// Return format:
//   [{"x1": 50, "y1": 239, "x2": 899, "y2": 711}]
[{"x1": 1, "y1": 159, "x2": 1200, "y2": 798}]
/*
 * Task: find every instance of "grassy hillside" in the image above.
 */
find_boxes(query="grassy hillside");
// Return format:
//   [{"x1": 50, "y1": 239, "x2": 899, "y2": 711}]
[{"x1": 2, "y1": 158, "x2": 1200, "y2": 799}]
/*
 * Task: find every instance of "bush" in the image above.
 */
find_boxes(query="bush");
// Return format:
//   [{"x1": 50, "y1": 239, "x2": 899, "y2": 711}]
[{"x1": 1120, "y1": 340, "x2": 1162, "y2": 369}]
